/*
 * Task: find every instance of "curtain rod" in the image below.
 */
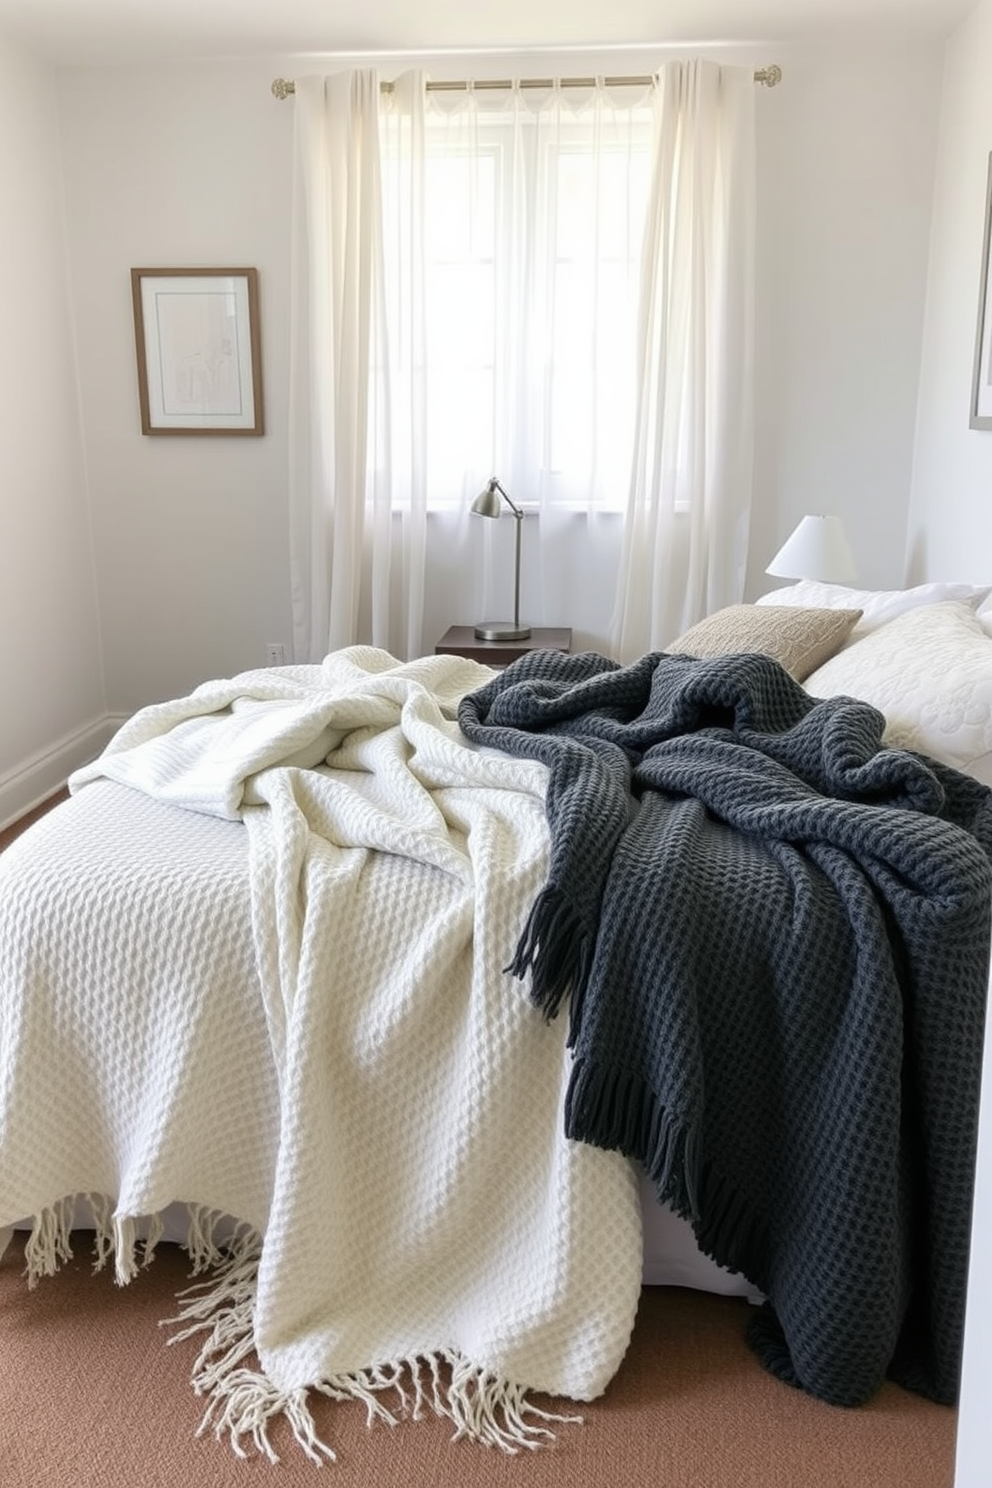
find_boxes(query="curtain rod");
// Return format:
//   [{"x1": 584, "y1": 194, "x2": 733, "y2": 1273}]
[{"x1": 271, "y1": 65, "x2": 782, "y2": 100}]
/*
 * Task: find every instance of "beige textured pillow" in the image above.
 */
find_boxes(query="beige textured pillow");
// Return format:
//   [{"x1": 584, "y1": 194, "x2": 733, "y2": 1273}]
[{"x1": 667, "y1": 604, "x2": 863, "y2": 682}]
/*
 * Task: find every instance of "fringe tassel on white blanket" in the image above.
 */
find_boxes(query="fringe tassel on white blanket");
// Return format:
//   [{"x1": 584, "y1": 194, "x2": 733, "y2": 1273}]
[
  {"x1": 20, "y1": 1197, "x2": 223, "y2": 1288},
  {"x1": 18, "y1": 1197, "x2": 579, "y2": 1466},
  {"x1": 23, "y1": 1197, "x2": 77, "y2": 1283},
  {"x1": 164, "y1": 1228, "x2": 580, "y2": 1464}
]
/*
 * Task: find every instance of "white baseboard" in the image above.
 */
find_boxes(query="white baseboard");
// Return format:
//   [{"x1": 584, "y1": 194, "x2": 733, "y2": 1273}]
[{"x1": 0, "y1": 715, "x2": 123, "y2": 832}]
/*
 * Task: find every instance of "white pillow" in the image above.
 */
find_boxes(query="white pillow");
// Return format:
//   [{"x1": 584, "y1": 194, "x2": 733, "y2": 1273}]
[
  {"x1": 803, "y1": 601, "x2": 992, "y2": 786},
  {"x1": 756, "y1": 579, "x2": 991, "y2": 643}
]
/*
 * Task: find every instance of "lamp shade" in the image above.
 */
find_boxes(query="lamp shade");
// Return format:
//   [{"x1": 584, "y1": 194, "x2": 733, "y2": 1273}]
[
  {"x1": 470, "y1": 482, "x2": 504, "y2": 519},
  {"x1": 765, "y1": 515, "x2": 857, "y2": 584}
]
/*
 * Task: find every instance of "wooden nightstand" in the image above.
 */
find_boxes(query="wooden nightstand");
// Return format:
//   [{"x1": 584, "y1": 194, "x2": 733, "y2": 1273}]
[{"x1": 435, "y1": 626, "x2": 572, "y2": 667}]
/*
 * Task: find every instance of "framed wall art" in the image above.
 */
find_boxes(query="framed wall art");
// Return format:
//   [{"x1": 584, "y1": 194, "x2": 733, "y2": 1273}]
[
  {"x1": 971, "y1": 155, "x2": 992, "y2": 431},
  {"x1": 131, "y1": 267, "x2": 264, "y2": 435}
]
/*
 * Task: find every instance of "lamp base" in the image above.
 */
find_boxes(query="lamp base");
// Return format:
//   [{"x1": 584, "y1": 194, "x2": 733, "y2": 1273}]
[{"x1": 473, "y1": 621, "x2": 532, "y2": 642}]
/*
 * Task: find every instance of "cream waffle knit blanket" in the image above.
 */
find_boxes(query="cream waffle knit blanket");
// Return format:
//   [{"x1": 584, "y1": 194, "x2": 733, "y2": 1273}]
[{"x1": 0, "y1": 648, "x2": 641, "y2": 1462}]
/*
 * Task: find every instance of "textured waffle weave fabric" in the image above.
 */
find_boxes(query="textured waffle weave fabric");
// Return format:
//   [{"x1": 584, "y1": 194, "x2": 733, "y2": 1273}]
[
  {"x1": 459, "y1": 647, "x2": 992, "y2": 1408},
  {"x1": 0, "y1": 648, "x2": 642, "y2": 1462}
]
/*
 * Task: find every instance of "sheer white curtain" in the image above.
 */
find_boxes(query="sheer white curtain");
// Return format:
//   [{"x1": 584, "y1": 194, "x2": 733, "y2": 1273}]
[
  {"x1": 408, "y1": 79, "x2": 659, "y2": 637},
  {"x1": 611, "y1": 60, "x2": 757, "y2": 662},
  {"x1": 288, "y1": 62, "x2": 756, "y2": 663},
  {"x1": 289, "y1": 69, "x2": 428, "y2": 662}
]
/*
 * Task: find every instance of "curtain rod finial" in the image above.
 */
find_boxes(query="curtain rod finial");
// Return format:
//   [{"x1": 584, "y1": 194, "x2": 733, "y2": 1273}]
[{"x1": 272, "y1": 77, "x2": 295, "y2": 100}]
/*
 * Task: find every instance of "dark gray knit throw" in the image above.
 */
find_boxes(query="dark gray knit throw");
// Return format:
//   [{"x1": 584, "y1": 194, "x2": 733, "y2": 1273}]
[{"x1": 458, "y1": 647, "x2": 992, "y2": 1408}]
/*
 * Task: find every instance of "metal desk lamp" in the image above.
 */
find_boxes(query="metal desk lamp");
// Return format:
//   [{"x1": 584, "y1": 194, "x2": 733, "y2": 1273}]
[{"x1": 470, "y1": 477, "x2": 531, "y2": 641}]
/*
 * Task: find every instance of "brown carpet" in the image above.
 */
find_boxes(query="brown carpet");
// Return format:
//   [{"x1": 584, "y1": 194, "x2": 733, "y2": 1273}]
[
  {"x1": 0, "y1": 788, "x2": 70, "y2": 851},
  {"x1": 0, "y1": 1232, "x2": 955, "y2": 1488}
]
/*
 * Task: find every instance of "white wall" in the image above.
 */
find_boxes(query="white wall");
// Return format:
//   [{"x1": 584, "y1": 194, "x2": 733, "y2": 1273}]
[
  {"x1": 56, "y1": 58, "x2": 296, "y2": 716},
  {"x1": 749, "y1": 39, "x2": 943, "y2": 596},
  {"x1": 908, "y1": 0, "x2": 992, "y2": 584},
  {"x1": 912, "y1": 5, "x2": 992, "y2": 1483},
  {"x1": 48, "y1": 39, "x2": 944, "y2": 720},
  {"x1": 0, "y1": 30, "x2": 105, "y2": 826}
]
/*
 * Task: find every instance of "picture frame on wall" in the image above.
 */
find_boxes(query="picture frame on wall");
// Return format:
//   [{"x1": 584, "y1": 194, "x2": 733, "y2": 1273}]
[
  {"x1": 971, "y1": 155, "x2": 992, "y2": 431},
  {"x1": 131, "y1": 267, "x2": 264, "y2": 435}
]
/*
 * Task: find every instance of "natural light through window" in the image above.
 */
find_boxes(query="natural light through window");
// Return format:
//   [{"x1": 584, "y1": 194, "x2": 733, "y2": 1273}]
[{"x1": 379, "y1": 93, "x2": 654, "y2": 511}]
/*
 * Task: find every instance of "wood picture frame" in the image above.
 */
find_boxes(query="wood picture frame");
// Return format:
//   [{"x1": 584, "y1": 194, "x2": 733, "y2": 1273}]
[
  {"x1": 131, "y1": 267, "x2": 264, "y2": 435},
  {"x1": 971, "y1": 155, "x2": 992, "y2": 431}
]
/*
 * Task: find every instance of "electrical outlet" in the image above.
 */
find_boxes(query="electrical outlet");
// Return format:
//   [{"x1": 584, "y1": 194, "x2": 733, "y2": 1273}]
[{"x1": 265, "y1": 643, "x2": 287, "y2": 667}]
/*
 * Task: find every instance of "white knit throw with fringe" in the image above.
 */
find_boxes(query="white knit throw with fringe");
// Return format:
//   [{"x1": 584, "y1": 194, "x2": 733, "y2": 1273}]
[{"x1": 0, "y1": 648, "x2": 642, "y2": 1463}]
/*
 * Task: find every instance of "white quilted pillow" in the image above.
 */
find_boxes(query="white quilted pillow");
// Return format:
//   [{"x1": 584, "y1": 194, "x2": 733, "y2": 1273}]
[
  {"x1": 756, "y1": 579, "x2": 990, "y2": 643},
  {"x1": 803, "y1": 602, "x2": 992, "y2": 786},
  {"x1": 974, "y1": 592, "x2": 992, "y2": 635}
]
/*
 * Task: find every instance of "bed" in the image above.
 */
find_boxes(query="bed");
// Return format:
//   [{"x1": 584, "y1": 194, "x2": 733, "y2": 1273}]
[{"x1": 2, "y1": 580, "x2": 992, "y2": 1463}]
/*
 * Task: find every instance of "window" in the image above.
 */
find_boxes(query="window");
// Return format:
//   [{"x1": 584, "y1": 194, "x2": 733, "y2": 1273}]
[{"x1": 378, "y1": 88, "x2": 655, "y2": 511}]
